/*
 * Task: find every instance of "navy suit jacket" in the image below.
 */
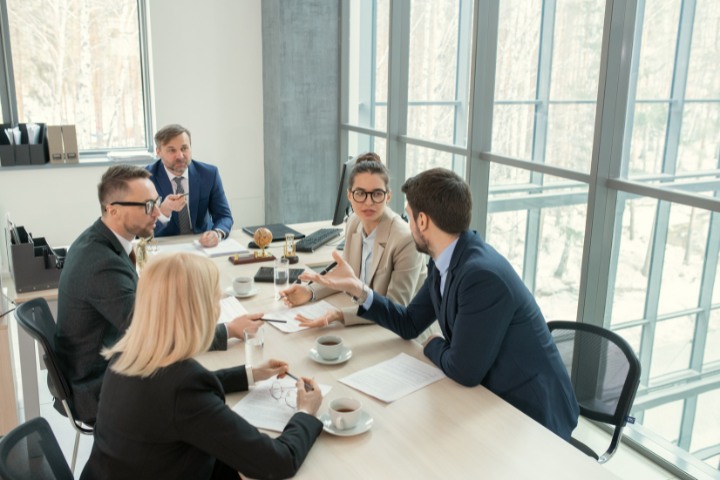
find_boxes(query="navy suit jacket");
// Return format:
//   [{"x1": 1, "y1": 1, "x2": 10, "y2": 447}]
[
  {"x1": 146, "y1": 159, "x2": 233, "y2": 237},
  {"x1": 360, "y1": 230, "x2": 579, "y2": 440},
  {"x1": 81, "y1": 361, "x2": 322, "y2": 480}
]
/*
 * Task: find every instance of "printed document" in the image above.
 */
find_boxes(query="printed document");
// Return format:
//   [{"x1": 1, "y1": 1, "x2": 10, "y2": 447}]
[
  {"x1": 193, "y1": 238, "x2": 251, "y2": 258},
  {"x1": 218, "y1": 296, "x2": 248, "y2": 324},
  {"x1": 233, "y1": 376, "x2": 332, "y2": 432},
  {"x1": 339, "y1": 353, "x2": 445, "y2": 403},
  {"x1": 262, "y1": 300, "x2": 338, "y2": 333}
]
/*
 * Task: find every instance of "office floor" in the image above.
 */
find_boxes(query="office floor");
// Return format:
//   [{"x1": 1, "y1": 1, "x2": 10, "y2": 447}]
[{"x1": 26, "y1": 370, "x2": 678, "y2": 479}]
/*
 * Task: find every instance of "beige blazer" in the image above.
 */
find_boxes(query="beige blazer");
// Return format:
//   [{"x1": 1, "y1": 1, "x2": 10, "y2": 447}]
[{"x1": 313, "y1": 208, "x2": 426, "y2": 326}]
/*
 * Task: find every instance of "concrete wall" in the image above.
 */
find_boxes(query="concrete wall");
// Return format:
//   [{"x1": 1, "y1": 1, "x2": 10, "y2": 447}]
[{"x1": 261, "y1": 1, "x2": 340, "y2": 224}]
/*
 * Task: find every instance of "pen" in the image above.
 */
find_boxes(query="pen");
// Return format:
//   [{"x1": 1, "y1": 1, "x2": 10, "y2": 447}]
[
  {"x1": 307, "y1": 261, "x2": 338, "y2": 286},
  {"x1": 261, "y1": 318, "x2": 288, "y2": 323},
  {"x1": 286, "y1": 372, "x2": 314, "y2": 392}
]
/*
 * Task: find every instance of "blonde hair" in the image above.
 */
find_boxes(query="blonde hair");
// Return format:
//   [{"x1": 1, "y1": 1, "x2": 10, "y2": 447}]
[{"x1": 104, "y1": 253, "x2": 220, "y2": 377}]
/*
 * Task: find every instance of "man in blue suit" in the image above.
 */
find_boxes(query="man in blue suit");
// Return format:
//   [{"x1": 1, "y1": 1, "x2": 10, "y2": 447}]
[
  {"x1": 146, "y1": 124, "x2": 233, "y2": 247},
  {"x1": 301, "y1": 168, "x2": 579, "y2": 440}
]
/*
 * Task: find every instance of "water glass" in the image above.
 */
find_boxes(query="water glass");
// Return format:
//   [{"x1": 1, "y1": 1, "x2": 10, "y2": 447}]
[{"x1": 244, "y1": 326, "x2": 264, "y2": 366}]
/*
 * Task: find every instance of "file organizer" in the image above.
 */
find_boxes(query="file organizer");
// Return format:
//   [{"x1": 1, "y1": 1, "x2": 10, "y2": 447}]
[
  {"x1": 6, "y1": 219, "x2": 66, "y2": 293},
  {"x1": 0, "y1": 123, "x2": 48, "y2": 167}
]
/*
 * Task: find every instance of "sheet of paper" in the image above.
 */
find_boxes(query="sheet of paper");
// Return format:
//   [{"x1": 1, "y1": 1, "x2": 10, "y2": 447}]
[
  {"x1": 262, "y1": 300, "x2": 338, "y2": 333},
  {"x1": 193, "y1": 238, "x2": 250, "y2": 257},
  {"x1": 154, "y1": 243, "x2": 202, "y2": 255},
  {"x1": 218, "y1": 296, "x2": 248, "y2": 324},
  {"x1": 232, "y1": 376, "x2": 332, "y2": 432},
  {"x1": 339, "y1": 352, "x2": 445, "y2": 403}
]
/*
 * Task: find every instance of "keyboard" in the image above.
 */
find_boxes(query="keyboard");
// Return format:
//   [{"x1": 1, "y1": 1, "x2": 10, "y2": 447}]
[{"x1": 295, "y1": 228, "x2": 342, "y2": 252}]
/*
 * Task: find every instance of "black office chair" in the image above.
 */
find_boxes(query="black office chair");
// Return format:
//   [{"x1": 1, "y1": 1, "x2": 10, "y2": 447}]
[
  {"x1": 547, "y1": 321, "x2": 641, "y2": 464},
  {"x1": 0, "y1": 416, "x2": 73, "y2": 480},
  {"x1": 14, "y1": 298, "x2": 93, "y2": 472}
]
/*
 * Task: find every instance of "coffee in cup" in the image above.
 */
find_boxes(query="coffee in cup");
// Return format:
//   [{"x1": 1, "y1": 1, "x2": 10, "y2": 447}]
[
  {"x1": 315, "y1": 335, "x2": 343, "y2": 361},
  {"x1": 329, "y1": 397, "x2": 362, "y2": 430},
  {"x1": 233, "y1": 276, "x2": 254, "y2": 296}
]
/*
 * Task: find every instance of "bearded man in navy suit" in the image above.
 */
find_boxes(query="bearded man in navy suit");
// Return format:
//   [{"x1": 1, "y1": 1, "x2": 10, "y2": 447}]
[
  {"x1": 301, "y1": 167, "x2": 580, "y2": 441},
  {"x1": 146, "y1": 124, "x2": 233, "y2": 247}
]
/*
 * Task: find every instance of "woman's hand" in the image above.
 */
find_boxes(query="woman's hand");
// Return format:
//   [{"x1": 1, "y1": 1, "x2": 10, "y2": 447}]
[
  {"x1": 225, "y1": 313, "x2": 264, "y2": 340},
  {"x1": 251, "y1": 359, "x2": 289, "y2": 382},
  {"x1": 278, "y1": 284, "x2": 313, "y2": 307},
  {"x1": 295, "y1": 377, "x2": 322, "y2": 415},
  {"x1": 296, "y1": 308, "x2": 343, "y2": 328}
]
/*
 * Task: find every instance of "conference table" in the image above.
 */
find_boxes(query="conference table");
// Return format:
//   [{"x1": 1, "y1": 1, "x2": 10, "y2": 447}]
[
  {"x1": 5, "y1": 221, "x2": 616, "y2": 478},
  {"x1": 189, "y1": 222, "x2": 617, "y2": 479}
]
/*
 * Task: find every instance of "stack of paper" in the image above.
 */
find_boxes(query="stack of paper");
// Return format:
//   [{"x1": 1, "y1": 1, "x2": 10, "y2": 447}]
[
  {"x1": 194, "y1": 238, "x2": 251, "y2": 258},
  {"x1": 218, "y1": 296, "x2": 248, "y2": 324},
  {"x1": 339, "y1": 353, "x2": 445, "y2": 403},
  {"x1": 233, "y1": 377, "x2": 332, "y2": 432},
  {"x1": 262, "y1": 301, "x2": 339, "y2": 333}
]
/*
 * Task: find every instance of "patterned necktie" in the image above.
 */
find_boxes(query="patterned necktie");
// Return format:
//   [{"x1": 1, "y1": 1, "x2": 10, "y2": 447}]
[{"x1": 173, "y1": 176, "x2": 193, "y2": 234}]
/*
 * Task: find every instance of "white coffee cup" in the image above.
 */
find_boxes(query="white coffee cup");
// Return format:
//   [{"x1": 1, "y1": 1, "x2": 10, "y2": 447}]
[
  {"x1": 233, "y1": 276, "x2": 254, "y2": 296},
  {"x1": 329, "y1": 397, "x2": 362, "y2": 430},
  {"x1": 315, "y1": 335, "x2": 343, "y2": 361}
]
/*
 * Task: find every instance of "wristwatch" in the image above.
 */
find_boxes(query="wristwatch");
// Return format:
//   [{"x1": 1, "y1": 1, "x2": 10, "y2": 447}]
[
  {"x1": 351, "y1": 284, "x2": 369, "y2": 305},
  {"x1": 214, "y1": 229, "x2": 225, "y2": 240}
]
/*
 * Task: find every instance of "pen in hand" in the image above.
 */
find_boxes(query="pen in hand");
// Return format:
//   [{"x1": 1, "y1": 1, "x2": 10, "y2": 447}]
[
  {"x1": 286, "y1": 372, "x2": 314, "y2": 392},
  {"x1": 307, "y1": 261, "x2": 338, "y2": 286}
]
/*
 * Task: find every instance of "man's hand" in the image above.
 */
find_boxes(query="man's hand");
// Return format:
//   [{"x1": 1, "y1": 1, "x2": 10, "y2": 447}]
[
  {"x1": 296, "y1": 308, "x2": 343, "y2": 328},
  {"x1": 251, "y1": 359, "x2": 289, "y2": 382},
  {"x1": 225, "y1": 313, "x2": 264, "y2": 340},
  {"x1": 160, "y1": 194, "x2": 187, "y2": 217},
  {"x1": 199, "y1": 230, "x2": 220, "y2": 247},
  {"x1": 298, "y1": 251, "x2": 364, "y2": 298},
  {"x1": 278, "y1": 284, "x2": 313, "y2": 307}
]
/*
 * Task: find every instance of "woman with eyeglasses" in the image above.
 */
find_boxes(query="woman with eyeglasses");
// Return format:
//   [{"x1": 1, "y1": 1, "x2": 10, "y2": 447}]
[
  {"x1": 280, "y1": 153, "x2": 426, "y2": 329},
  {"x1": 80, "y1": 253, "x2": 323, "y2": 480}
]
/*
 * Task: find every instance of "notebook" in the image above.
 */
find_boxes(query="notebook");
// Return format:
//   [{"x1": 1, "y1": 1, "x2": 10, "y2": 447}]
[
  {"x1": 242, "y1": 223, "x2": 305, "y2": 242},
  {"x1": 254, "y1": 266, "x2": 304, "y2": 283}
]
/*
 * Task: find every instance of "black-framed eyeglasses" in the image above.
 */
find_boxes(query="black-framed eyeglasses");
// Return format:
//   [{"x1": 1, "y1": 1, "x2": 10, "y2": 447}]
[
  {"x1": 110, "y1": 197, "x2": 162, "y2": 215},
  {"x1": 350, "y1": 189, "x2": 387, "y2": 204}
]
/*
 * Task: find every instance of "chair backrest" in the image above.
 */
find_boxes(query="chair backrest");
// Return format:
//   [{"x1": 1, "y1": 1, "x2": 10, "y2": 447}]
[
  {"x1": 549, "y1": 321, "x2": 642, "y2": 462},
  {"x1": 0, "y1": 417, "x2": 73, "y2": 480},
  {"x1": 14, "y1": 299, "x2": 72, "y2": 403},
  {"x1": 547, "y1": 321, "x2": 641, "y2": 428}
]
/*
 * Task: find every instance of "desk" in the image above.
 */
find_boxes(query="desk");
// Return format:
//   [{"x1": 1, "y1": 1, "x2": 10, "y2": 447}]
[{"x1": 194, "y1": 223, "x2": 615, "y2": 479}]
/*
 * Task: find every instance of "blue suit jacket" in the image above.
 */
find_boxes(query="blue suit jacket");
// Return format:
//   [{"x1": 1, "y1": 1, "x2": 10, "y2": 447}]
[
  {"x1": 146, "y1": 159, "x2": 234, "y2": 237},
  {"x1": 360, "y1": 230, "x2": 579, "y2": 440}
]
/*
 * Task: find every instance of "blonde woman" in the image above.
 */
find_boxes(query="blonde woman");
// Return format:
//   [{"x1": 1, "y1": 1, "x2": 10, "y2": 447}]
[
  {"x1": 80, "y1": 253, "x2": 323, "y2": 480},
  {"x1": 281, "y1": 153, "x2": 426, "y2": 328}
]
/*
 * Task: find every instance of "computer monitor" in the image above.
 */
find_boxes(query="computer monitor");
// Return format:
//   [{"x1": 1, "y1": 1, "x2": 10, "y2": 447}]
[{"x1": 331, "y1": 156, "x2": 357, "y2": 226}]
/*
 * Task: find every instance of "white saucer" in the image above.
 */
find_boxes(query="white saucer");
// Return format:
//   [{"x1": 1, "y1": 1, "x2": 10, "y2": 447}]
[
  {"x1": 224, "y1": 286, "x2": 259, "y2": 298},
  {"x1": 320, "y1": 411, "x2": 373, "y2": 436},
  {"x1": 309, "y1": 346, "x2": 352, "y2": 365}
]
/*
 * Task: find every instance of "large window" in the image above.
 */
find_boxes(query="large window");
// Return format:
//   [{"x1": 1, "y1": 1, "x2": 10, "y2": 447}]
[
  {"x1": 0, "y1": 0, "x2": 150, "y2": 154},
  {"x1": 342, "y1": 0, "x2": 720, "y2": 475}
]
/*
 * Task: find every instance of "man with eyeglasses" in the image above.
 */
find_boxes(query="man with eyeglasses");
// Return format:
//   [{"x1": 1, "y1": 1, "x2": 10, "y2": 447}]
[
  {"x1": 146, "y1": 124, "x2": 233, "y2": 247},
  {"x1": 55, "y1": 164, "x2": 261, "y2": 425}
]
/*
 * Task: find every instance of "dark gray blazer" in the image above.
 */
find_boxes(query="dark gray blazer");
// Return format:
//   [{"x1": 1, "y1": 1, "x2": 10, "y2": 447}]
[
  {"x1": 81, "y1": 361, "x2": 322, "y2": 480},
  {"x1": 55, "y1": 219, "x2": 228, "y2": 424},
  {"x1": 360, "y1": 230, "x2": 580, "y2": 440}
]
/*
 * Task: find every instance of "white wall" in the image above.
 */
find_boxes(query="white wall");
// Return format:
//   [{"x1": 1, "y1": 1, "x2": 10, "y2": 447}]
[{"x1": 0, "y1": 0, "x2": 264, "y2": 271}]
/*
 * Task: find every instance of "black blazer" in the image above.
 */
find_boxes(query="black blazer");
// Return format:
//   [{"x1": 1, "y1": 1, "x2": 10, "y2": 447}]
[
  {"x1": 80, "y1": 360, "x2": 322, "y2": 480},
  {"x1": 55, "y1": 219, "x2": 229, "y2": 424}
]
